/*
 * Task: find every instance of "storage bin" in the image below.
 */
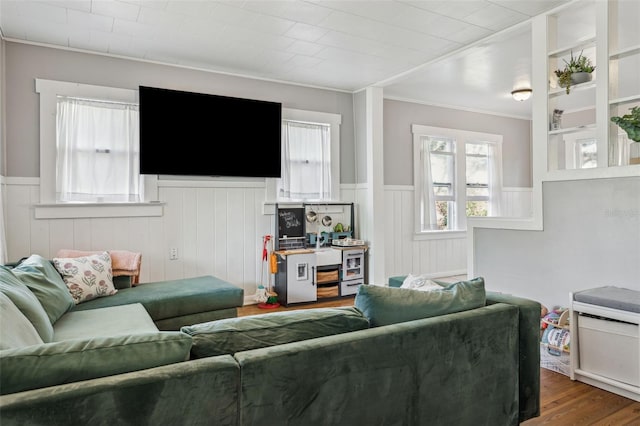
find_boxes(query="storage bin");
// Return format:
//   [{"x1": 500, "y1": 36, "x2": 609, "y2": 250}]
[
  {"x1": 317, "y1": 285, "x2": 339, "y2": 298},
  {"x1": 317, "y1": 270, "x2": 339, "y2": 284},
  {"x1": 577, "y1": 314, "x2": 639, "y2": 387}
]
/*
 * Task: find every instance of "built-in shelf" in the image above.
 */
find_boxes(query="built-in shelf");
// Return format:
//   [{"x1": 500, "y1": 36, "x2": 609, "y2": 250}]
[
  {"x1": 549, "y1": 124, "x2": 596, "y2": 136},
  {"x1": 609, "y1": 44, "x2": 640, "y2": 60},
  {"x1": 543, "y1": 0, "x2": 639, "y2": 175},
  {"x1": 548, "y1": 80, "x2": 596, "y2": 98},
  {"x1": 548, "y1": 37, "x2": 597, "y2": 58},
  {"x1": 609, "y1": 94, "x2": 640, "y2": 107}
]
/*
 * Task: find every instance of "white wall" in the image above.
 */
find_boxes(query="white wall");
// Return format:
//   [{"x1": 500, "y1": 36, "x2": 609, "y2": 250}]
[{"x1": 472, "y1": 176, "x2": 640, "y2": 310}]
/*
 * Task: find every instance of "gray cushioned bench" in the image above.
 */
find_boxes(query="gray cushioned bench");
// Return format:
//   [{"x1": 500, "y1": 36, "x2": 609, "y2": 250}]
[{"x1": 573, "y1": 286, "x2": 640, "y2": 313}]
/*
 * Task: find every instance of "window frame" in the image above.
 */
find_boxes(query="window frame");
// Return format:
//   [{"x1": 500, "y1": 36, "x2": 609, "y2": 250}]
[
  {"x1": 412, "y1": 124, "x2": 503, "y2": 234},
  {"x1": 35, "y1": 79, "x2": 160, "y2": 219},
  {"x1": 266, "y1": 108, "x2": 341, "y2": 203}
]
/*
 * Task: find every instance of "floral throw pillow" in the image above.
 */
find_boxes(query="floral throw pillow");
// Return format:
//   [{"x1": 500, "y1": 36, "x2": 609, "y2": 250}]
[{"x1": 53, "y1": 252, "x2": 117, "y2": 304}]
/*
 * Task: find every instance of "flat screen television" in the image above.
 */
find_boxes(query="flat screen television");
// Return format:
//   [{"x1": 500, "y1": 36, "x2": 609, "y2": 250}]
[{"x1": 139, "y1": 86, "x2": 282, "y2": 178}]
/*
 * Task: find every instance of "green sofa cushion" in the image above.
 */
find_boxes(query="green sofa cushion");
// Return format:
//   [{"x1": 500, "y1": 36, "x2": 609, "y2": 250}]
[
  {"x1": 0, "y1": 292, "x2": 44, "y2": 350},
  {"x1": 388, "y1": 275, "x2": 406, "y2": 288},
  {"x1": 11, "y1": 254, "x2": 75, "y2": 325},
  {"x1": 53, "y1": 303, "x2": 158, "y2": 341},
  {"x1": 181, "y1": 306, "x2": 370, "y2": 358},
  {"x1": 72, "y1": 276, "x2": 244, "y2": 322},
  {"x1": 0, "y1": 331, "x2": 193, "y2": 395},
  {"x1": 0, "y1": 266, "x2": 54, "y2": 342},
  {"x1": 355, "y1": 277, "x2": 486, "y2": 327}
]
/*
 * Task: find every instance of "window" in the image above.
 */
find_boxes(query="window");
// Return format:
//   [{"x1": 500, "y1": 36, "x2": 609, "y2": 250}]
[
  {"x1": 269, "y1": 108, "x2": 341, "y2": 202},
  {"x1": 278, "y1": 120, "x2": 331, "y2": 200},
  {"x1": 56, "y1": 96, "x2": 140, "y2": 202},
  {"x1": 413, "y1": 125, "x2": 503, "y2": 232},
  {"x1": 36, "y1": 79, "x2": 159, "y2": 218},
  {"x1": 575, "y1": 139, "x2": 597, "y2": 169},
  {"x1": 466, "y1": 142, "x2": 490, "y2": 217},
  {"x1": 559, "y1": 131, "x2": 598, "y2": 170}
]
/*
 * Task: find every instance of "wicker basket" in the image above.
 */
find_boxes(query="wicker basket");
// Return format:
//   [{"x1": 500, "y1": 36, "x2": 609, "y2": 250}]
[
  {"x1": 317, "y1": 270, "x2": 339, "y2": 284},
  {"x1": 317, "y1": 285, "x2": 339, "y2": 298}
]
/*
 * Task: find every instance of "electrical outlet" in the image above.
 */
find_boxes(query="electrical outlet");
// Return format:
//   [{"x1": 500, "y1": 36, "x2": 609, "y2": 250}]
[{"x1": 169, "y1": 248, "x2": 178, "y2": 260}]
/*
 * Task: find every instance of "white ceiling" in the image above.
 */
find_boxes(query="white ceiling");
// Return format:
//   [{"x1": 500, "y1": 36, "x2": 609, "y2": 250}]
[{"x1": 0, "y1": 0, "x2": 571, "y2": 118}]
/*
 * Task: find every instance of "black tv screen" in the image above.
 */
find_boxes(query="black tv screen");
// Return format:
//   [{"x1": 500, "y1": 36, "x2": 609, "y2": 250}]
[{"x1": 139, "y1": 86, "x2": 282, "y2": 178}]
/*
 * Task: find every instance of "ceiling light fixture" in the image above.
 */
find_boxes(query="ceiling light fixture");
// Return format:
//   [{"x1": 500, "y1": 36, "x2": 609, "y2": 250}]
[{"x1": 511, "y1": 88, "x2": 532, "y2": 101}]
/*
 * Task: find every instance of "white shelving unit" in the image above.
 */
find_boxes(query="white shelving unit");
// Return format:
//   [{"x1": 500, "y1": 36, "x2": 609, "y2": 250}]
[{"x1": 543, "y1": 0, "x2": 640, "y2": 172}]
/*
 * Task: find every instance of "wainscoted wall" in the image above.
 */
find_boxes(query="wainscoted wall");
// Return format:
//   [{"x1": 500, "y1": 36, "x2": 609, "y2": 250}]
[
  {"x1": 4, "y1": 178, "x2": 530, "y2": 302},
  {"x1": 382, "y1": 186, "x2": 533, "y2": 282},
  {"x1": 5, "y1": 178, "x2": 358, "y2": 303}
]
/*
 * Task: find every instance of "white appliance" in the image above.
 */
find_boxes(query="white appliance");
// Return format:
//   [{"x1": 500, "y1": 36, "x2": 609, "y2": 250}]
[
  {"x1": 284, "y1": 253, "x2": 317, "y2": 305},
  {"x1": 340, "y1": 248, "x2": 365, "y2": 296}
]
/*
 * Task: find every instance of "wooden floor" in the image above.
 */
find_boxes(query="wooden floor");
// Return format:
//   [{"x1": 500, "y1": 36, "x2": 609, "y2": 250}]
[
  {"x1": 238, "y1": 296, "x2": 640, "y2": 425},
  {"x1": 523, "y1": 368, "x2": 640, "y2": 425}
]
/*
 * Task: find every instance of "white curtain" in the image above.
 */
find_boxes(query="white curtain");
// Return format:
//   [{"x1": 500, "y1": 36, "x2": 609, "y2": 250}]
[
  {"x1": 56, "y1": 97, "x2": 140, "y2": 202},
  {"x1": 487, "y1": 142, "x2": 503, "y2": 216},
  {"x1": 421, "y1": 138, "x2": 438, "y2": 230},
  {"x1": 279, "y1": 120, "x2": 331, "y2": 200},
  {"x1": 612, "y1": 134, "x2": 631, "y2": 166}
]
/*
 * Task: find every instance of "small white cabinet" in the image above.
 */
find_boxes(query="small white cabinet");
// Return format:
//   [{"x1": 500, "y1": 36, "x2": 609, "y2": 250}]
[
  {"x1": 569, "y1": 291, "x2": 640, "y2": 402},
  {"x1": 274, "y1": 251, "x2": 317, "y2": 306}
]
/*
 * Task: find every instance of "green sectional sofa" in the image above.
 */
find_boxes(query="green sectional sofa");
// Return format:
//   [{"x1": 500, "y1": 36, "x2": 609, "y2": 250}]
[{"x1": 1, "y1": 262, "x2": 540, "y2": 426}]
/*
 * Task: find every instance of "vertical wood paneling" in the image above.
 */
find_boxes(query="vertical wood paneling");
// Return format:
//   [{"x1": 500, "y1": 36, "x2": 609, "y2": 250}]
[
  {"x1": 401, "y1": 189, "x2": 413, "y2": 274},
  {"x1": 125, "y1": 217, "x2": 149, "y2": 279},
  {"x1": 6, "y1": 184, "x2": 31, "y2": 259},
  {"x1": 389, "y1": 190, "x2": 399, "y2": 277},
  {"x1": 91, "y1": 218, "x2": 116, "y2": 250},
  {"x1": 242, "y1": 189, "x2": 257, "y2": 295},
  {"x1": 147, "y1": 215, "x2": 165, "y2": 282},
  {"x1": 181, "y1": 188, "x2": 198, "y2": 278},
  {"x1": 213, "y1": 188, "x2": 229, "y2": 281},
  {"x1": 29, "y1": 186, "x2": 51, "y2": 258},
  {"x1": 72, "y1": 219, "x2": 92, "y2": 251},
  {"x1": 195, "y1": 188, "x2": 215, "y2": 277},
  {"x1": 109, "y1": 217, "x2": 133, "y2": 250},
  {"x1": 502, "y1": 187, "x2": 533, "y2": 217},
  {"x1": 6, "y1": 182, "x2": 529, "y2": 299},
  {"x1": 162, "y1": 187, "x2": 185, "y2": 280},
  {"x1": 226, "y1": 190, "x2": 244, "y2": 290},
  {"x1": 46, "y1": 219, "x2": 73, "y2": 257}
]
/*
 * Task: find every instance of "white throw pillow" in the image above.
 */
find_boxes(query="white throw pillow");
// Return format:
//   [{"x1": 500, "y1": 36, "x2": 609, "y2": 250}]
[
  {"x1": 400, "y1": 274, "x2": 444, "y2": 292},
  {"x1": 53, "y1": 252, "x2": 117, "y2": 304}
]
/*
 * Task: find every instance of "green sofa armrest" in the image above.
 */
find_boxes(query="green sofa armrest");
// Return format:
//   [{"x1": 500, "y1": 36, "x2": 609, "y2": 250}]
[
  {"x1": 0, "y1": 356, "x2": 239, "y2": 426},
  {"x1": 389, "y1": 276, "x2": 541, "y2": 423},
  {"x1": 485, "y1": 291, "x2": 541, "y2": 423}
]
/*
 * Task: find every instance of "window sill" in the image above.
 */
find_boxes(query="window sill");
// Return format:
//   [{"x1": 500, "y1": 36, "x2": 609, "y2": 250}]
[
  {"x1": 414, "y1": 230, "x2": 467, "y2": 241},
  {"x1": 34, "y1": 202, "x2": 165, "y2": 219}
]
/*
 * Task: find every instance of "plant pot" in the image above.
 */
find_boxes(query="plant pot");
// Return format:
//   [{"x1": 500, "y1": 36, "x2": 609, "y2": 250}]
[{"x1": 570, "y1": 72, "x2": 592, "y2": 85}]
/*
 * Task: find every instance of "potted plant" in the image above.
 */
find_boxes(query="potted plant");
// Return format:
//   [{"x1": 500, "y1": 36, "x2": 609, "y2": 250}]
[
  {"x1": 611, "y1": 106, "x2": 640, "y2": 142},
  {"x1": 611, "y1": 106, "x2": 640, "y2": 164},
  {"x1": 554, "y1": 50, "x2": 596, "y2": 94}
]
